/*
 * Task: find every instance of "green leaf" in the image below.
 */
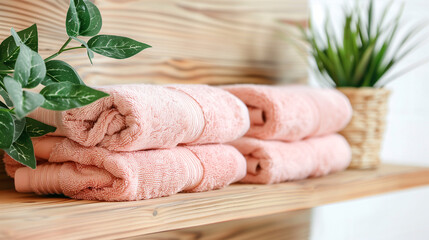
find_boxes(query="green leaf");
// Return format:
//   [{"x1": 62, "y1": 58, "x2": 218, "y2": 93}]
[
  {"x1": 40, "y1": 83, "x2": 109, "y2": 111},
  {"x1": 13, "y1": 41, "x2": 46, "y2": 88},
  {"x1": 0, "y1": 62, "x2": 12, "y2": 72},
  {"x1": 4, "y1": 131, "x2": 36, "y2": 169},
  {"x1": 25, "y1": 117, "x2": 56, "y2": 137},
  {"x1": 3, "y1": 76, "x2": 45, "y2": 119},
  {"x1": 0, "y1": 88, "x2": 13, "y2": 107},
  {"x1": 66, "y1": 0, "x2": 80, "y2": 37},
  {"x1": 367, "y1": 0, "x2": 373, "y2": 37},
  {"x1": 12, "y1": 115, "x2": 26, "y2": 142},
  {"x1": 75, "y1": 0, "x2": 102, "y2": 36},
  {"x1": 10, "y1": 27, "x2": 23, "y2": 46},
  {"x1": 43, "y1": 60, "x2": 84, "y2": 86},
  {"x1": 18, "y1": 92, "x2": 44, "y2": 119},
  {"x1": 3, "y1": 76, "x2": 22, "y2": 106},
  {"x1": 323, "y1": 17, "x2": 345, "y2": 86},
  {"x1": 88, "y1": 35, "x2": 151, "y2": 59},
  {"x1": 71, "y1": 37, "x2": 94, "y2": 64},
  {"x1": 376, "y1": 0, "x2": 393, "y2": 36},
  {"x1": 0, "y1": 75, "x2": 13, "y2": 107},
  {"x1": 0, "y1": 24, "x2": 38, "y2": 66},
  {"x1": 0, "y1": 100, "x2": 7, "y2": 109},
  {"x1": 353, "y1": 42, "x2": 375, "y2": 86},
  {"x1": 0, "y1": 109, "x2": 14, "y2": 149}
]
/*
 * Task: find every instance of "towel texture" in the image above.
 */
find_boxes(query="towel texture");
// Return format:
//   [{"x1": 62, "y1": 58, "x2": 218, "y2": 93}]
[
  {"x1": 223, "y1": 85, "x2": 352, "y2": 141},
  {"x1": 28, "y1": 84, "x2": 250, "y2": 151},
  {"x1": 3, "y1": 137, "x2": 246, "y2": 201},
  {"x1": 229, "y1": 134, "x2": 351, "y2": 184}
]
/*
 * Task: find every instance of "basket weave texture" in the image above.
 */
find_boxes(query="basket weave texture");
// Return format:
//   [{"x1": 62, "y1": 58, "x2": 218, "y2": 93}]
[{"x1": 338, "y1": 87, "x2": 390, "y2": 169}]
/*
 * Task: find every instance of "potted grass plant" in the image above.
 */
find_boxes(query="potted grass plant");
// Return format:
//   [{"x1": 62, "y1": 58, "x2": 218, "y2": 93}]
[{"x1": 302, "y1": 0, "x2": 426, "y2": 169}]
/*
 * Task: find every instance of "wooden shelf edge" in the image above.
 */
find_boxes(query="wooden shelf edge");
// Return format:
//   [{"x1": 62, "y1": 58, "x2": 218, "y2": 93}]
[{"x1": 0, "y1": 164, "x2": 428, "y2": 239}]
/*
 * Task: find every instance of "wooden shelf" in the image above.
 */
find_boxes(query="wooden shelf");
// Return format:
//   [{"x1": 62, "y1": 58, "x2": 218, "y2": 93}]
[{"x1": 0, "y1": 164, "x2": 428, "y2": 239}]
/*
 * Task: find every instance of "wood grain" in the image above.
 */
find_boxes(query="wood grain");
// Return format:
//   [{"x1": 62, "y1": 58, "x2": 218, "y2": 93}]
[
  {"x1": 132, "y1": 210, "x2": 311, "y2": 240},
  {"x1": 0, "y1": 0, "x2": 308, "y2": 86},
  {"x1": 0, "y1": 164, "x2": 428, "y2": 239}
]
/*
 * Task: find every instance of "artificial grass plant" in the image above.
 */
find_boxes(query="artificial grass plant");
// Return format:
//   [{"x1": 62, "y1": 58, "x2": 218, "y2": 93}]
[{"x1": 303, "y1": 0, "x2": 426, "y2": 87}]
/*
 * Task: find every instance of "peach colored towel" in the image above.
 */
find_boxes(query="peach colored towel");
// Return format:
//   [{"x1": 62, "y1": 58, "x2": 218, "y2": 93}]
[
  {"x1": 3, "y1": 137, "x2": 246, "y2": 201},
  {"x1": 28, "y1": 84, "x2": 250, "y2": 151},
  {"x1": 223, "y1": 85, "x2": 352, "y2": 141},
  {"x1": 229, "y1": 134, "x2": 351, "y2": 184}
]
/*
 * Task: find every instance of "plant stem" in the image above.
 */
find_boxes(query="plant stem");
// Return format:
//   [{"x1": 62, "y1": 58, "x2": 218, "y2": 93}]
[
  {"x1": 44, "y1": 37, "x2": 78, "y2": 62},
  {"x1": 0, "y1": 70, "x2": 14, "y2": 74},
  {"x1": 62, "y1": 46, "x2": 86, "y2": 52}
]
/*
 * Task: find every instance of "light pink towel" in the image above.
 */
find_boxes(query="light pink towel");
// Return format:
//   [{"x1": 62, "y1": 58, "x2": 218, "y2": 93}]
[
  {"x1": 3, "y1": 137, "x2": 246, "y2": 201},
  {"x1": 223, "y1": 85, "x2": 352, "y2": 141},
  {"x1": 229, "y1": 134, "x2": 351, "y2": 184},
  {"x1": 28, "y1": 84, "x2": 250, "y2": 151}
]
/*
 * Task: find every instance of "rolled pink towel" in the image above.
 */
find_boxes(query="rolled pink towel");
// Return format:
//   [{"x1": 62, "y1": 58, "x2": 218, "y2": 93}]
[
  {"x1": 3, "y1": 137, "x2": 246, "y2": 201},
  {"x1": 229, "y1": 134, "x2": 351, "y2": 184},
  {"x1": 223, "y1": 84, "x2": 352, "y2": 141},
  {"x1": 28, "y1": 84, "x2": 250, "y2": 151}
]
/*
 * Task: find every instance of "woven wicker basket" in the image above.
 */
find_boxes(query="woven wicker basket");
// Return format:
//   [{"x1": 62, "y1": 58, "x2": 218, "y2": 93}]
[{"x1": 338, "y1": 87, "x2": 390, "y2": 169}]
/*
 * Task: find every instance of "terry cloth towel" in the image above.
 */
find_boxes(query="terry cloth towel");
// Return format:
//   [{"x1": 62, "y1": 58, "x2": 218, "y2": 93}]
[
  {"x1": 223, "y1": 84, "x2": 352, "y2": 141},
  {"x1": 229, "y1": 134, "x2": 351, "y2": 184},
  {"x1": 3, "y1": 137, "x2": 246, "y2": 201},
  {"x1": 28, "y1": 84, "x2": 250, "y2": 151}
]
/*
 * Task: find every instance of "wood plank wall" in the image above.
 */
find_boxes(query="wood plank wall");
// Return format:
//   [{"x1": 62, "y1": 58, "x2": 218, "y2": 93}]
[{"x1": 0, "y1": 0, "x2": 308, "y2": 86}]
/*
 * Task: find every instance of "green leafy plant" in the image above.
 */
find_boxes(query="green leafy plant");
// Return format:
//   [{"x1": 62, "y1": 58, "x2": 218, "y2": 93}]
[
  {"x1": 302, "y1": 0, "x2": 425, "y2": 87},
  {"x1": 0, "y1": 0, "x2": 151, "y2": 168}
]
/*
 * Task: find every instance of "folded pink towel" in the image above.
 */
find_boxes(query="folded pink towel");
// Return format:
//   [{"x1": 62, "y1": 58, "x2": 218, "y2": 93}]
[
  {"x1": 229, "y1": 134, "x2": 351, "y2": 184},
  {"x1": 3, "y1": 137, "x2": 246, "y2": 201},
  {"x1": 28, "y1": 84, "x2": 250, "y2": 151},
  {"x1": 223, "y1": 85, "x2": 352, "y2": 141}
]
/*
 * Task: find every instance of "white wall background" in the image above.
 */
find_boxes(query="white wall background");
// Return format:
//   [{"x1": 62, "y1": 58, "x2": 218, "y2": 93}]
[{"x1": 309, "y1": 0, "x2": 429, "y2": 239}]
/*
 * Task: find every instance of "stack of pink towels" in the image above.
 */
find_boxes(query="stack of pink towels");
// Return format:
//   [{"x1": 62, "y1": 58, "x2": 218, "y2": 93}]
[
  {"x1": 223, "y1": 85, "x2": 353, "y2": 184},
  {"x1": 3, "y1": 85, "x2": 250, "y2": 201},
  {"x1": 2, "y1": 83, "x2": 354, "y2": 201}
]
